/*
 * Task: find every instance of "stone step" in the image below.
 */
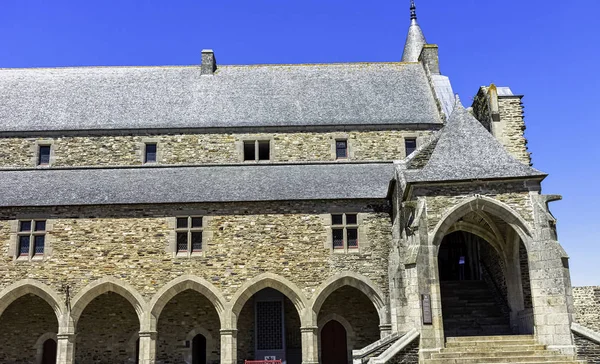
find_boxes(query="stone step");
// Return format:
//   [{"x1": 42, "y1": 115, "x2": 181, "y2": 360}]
[
  {"x1": 425, "y1": 356, "x2": 579, "y2": 364},
  {"x1": 432, "y1": 350, "x2": 563, "y2": 359},
  {"x1": 447, "y1": 335, "x2": 534, "y2": 342},
  {"x1": 441, "y1": 344, "x2": 547, "y2": 353},
  {"x1": 445, "y1": 339, "x2": 538, "y2": 348}
]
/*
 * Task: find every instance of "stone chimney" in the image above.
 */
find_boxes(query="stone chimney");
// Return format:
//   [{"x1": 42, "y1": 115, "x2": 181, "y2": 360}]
[
  {"x1": 201, "y1": 49, "x2": 217, "y2": 75},
  {"x1": 471, "y1": 84, "x2": 531, "y2": 165},
  {"x1": 419, "y1": 44, "x2": 440, "y2": 75}
]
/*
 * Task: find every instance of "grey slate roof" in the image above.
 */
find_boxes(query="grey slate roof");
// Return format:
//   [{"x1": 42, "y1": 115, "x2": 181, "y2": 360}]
[
  {"x1": 0, "y1": 62, "x2": 442, "y2": 133},
  {"x1": 404, "y1": 99, "x2": 545, "y2": 183},
  {"x1": 0, "y1": 163, "x2": 393, "y2": 207}
]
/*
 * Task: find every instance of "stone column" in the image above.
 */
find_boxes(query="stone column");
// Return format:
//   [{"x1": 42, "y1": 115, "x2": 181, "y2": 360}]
[
  {"x1": 56, "y1": 333, "x2": 76, "y2": 364},
  {"x1": 138, "y1": 330, "x2": 157, "y2": 364},
  {"x1": 300, "y1": 326, "x2": 319, "y2": 364},
  {"x1": 220, "y1": 328, "x2": 237, "y2": 364}
]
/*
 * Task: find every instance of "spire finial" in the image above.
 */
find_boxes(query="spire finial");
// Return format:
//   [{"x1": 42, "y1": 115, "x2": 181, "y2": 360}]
[{"x1": 410, "y1": 0, "x2": 417, "y2": 21}]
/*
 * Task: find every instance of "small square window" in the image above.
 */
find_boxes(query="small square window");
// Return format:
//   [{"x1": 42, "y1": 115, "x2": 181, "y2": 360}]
[
  {"x1": 405, "y1": 138, "x2": 417, "y2": 156},
  {"x1": 332, "y1": 214, "x2": 343, "y2": 225},
  {"x1": 336, "y1": 140, "x2": 348, "y2": 159},
  {"x1": 176, "y1": 217, "x2": 188, "y2": 229},
  {"x1": 258, "y1": 141, "x2": 270, "y2": 161},
  {"x1": 38, "y1": 145, "x2": 51, "y2": 166},
  {"x1": 145, "y1": 143, "x2": 157, "y2": 163},
  {"x1": 34, "y1": 221, "x2": 46, "y2": 231},
  {"x1": 346, "y1": 214, "x2": 358, "y2": 225},
  {"x1": 20, "y1": 221, "x2": 32, "y2": 232},
  {"x1": 191, "y1": 217, "x2": 203, "y2": 228},
  {"x1": 243, "y1": 141, "x2": 256, "y2": 161}
]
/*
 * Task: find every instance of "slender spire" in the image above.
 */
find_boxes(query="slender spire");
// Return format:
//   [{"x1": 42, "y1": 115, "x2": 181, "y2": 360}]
[{"x1": 401, "y1": 0, "x2": 427, "y2": 62}]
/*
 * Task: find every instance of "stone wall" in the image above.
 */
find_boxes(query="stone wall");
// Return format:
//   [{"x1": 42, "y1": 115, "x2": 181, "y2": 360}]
[
  {"x1": 0, "y1": 199, "x2": 391, "y2": 302},
  {"x1": 387, "y1": 338, "x2": 418, "y2": 364},
  {"x1": 75, "y1": 292, "x2": 139, "y2": 364},
  {"x1": 574, "y1": 333, "x2": 600, "y2": 364},
  {"x1": 520, "y1": 242, "x2": 533, "y2": 309},
  {"x1": 318, "y1": 286, "x2": 380, "y2": 350},
  {"x1": 573, "y1": 286, "x2": 600, "y2": 331},
  {"x1": 412, "y1": 181, "x2": 535, "y2": 233},
  {"x1": 156, "y1": 290, "x2": 221, "y2": 364},
  {"x1": 0, "y1": 295, "x2": 58, "y2": 364},
  {"x1": 479, "y1": 237, "x2": 510, "y2": 317},
  {"x1": 0, "y1": 129, "x2": 434, "y2": 168}
]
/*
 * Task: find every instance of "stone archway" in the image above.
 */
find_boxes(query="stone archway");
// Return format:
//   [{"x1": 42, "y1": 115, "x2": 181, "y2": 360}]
[
  {"x1": 430, "y1": 197, "x2": 536, "y2": 339},
  {"x1": 0, "y1": 281, "x2": 63, "y2": 364},
  {"x1": 230, "y1": 274, "x2": 307, "y2": 364}
]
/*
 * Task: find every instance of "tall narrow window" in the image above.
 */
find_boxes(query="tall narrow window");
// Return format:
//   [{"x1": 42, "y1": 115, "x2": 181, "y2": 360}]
[
  {"x1": 243, "y1": 140, "x2": 270, "y2": 162},
  {"x1": 38, "y1": 145, "x2": 51, "y2": 166},
  {"x1": 331, "y1": 213, "x2": 359, "y2": 250},
  {"x1": 335, "y1": 140, "x2": 348, "y2": 160},
  {"x1": 17, "y1": 220, "x2": 46, "y2": 259},
  {"x1": 175, "y1": 216, "x2": 203, "y2": 255},
  {"x1": 145, "y1": 143, "x2": 157, "y2": 163},
  {"x1": 405, "y1": 138, "x2": 417, "y2": 156}
]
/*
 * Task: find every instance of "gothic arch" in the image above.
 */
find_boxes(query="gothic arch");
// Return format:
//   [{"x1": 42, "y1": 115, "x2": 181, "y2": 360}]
[
  {"x1": 148, "y1": 275, "x2": 227, "y2": 328},
  {"x1": 430, "y1": 195, "x2": 534, "y2": 252},
  {"x1": 34, "y1": 332, "x2": 58, "y2": 364},
  {"x1": 310, "y1": 272, "x2": 387, "y2": 325},
  {"x1": 228, "y1": 273, "x2": 308, "y2": 327},
  {"x1": 317, "y1": 313, "x2": 356, "y2": 354},
  {"x1": 0, "y1": 279, "x2": 65, "y2": 320},
  {"x1": 70, "y1": 277, "x2": 146, "y2": 328}
]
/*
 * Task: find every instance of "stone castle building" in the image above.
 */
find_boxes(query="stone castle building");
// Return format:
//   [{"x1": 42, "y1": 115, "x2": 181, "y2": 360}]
[{"x1": 1, "y1": 2, "x2": 600, "y2": 364}]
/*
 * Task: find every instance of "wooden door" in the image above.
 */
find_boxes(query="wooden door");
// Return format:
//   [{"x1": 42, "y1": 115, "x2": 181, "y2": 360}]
[
  {"x1": 321, "y1": 320, "x2": 348, "y2": 364},
  {"x1": 42, "y1": 339, "x2": 57, "y2": 364}
]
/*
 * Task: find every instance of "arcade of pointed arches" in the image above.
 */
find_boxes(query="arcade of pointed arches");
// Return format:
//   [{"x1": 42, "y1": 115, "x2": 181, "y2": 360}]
[{"x1": 0, "y1": 272, "x2": 387, "y2": 364}]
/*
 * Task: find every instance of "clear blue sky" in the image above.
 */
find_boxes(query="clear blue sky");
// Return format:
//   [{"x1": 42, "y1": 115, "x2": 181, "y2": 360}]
[{"x1": 1, "y1": 1, "x2": 598, "y2": 285}]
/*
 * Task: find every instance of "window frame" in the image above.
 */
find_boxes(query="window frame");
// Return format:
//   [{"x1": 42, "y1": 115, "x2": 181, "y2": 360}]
[
  {"x1": 144, "y1": 142, "x2": 158, "y2": 164},
  {"x1": 15, "y1": 219, "x2": 47, "y2": 261},
  {"x1": 335, "y1": 139, "x2": 348, "y2": 160},
  {"x1": 174, "y1": 216, "x2": 204, "y2": 257},
  {"x1": 33, "y1": 140, "x2": 55, "y2": 167},
  {"x1": 243, "y1": 140, "x2": 271, "y2": 162},
  {"x1": 404, "y1": 137, "x2": 418, "y2": 157},
  {"x1": 330, "y1": 213, "x2": 360, "y2": 253}
]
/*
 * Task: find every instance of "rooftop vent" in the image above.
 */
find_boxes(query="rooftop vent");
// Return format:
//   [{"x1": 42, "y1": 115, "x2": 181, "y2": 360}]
[{"x1": 201, "y1": 49, "x2": 216, "y2": 75}]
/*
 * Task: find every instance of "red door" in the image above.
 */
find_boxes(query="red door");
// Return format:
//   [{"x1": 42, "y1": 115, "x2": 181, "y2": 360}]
[{"x1": 321, "y1": 320, "x2": 348, "y2": 364}]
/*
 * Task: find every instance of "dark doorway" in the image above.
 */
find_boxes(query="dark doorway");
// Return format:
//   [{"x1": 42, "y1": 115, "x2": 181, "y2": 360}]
[
  {"x1": 438, "y1": 231, "x2": 481, "y2": 281},
  {"x1": 135, "y1": 338, "x2": 140, "y2": 364},
  {"x1": 41, "y1": 338, "x2": 57, "y2": 364},
  {"x1": 192, "y1": 334, "x2": 207, "y2": 364},
  {"x1": 321, "y1": 320, "x2": 348, "y2": 364}
]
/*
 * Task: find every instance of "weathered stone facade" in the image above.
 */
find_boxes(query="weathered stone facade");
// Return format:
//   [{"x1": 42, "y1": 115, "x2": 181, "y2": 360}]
[{"x1": 0, "y1": 130, "x2": 434, "y2": 168}]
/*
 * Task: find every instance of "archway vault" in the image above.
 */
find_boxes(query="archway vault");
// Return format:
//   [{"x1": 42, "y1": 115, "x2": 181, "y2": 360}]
[
  {"x1": 70, "y1": 276, "x2": 146, "y2": 328},
  {"x1": 309, "y1": 272, "x2": 387, "y2": 325},
  {"x1": 0, "y1": 279, "x2": 66, "y2": 321}
]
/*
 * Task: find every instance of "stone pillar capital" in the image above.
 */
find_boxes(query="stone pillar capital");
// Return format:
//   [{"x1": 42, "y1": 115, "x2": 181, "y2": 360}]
[
  {"x1": 300, "y1": 325, "x2": 318, "y2": 333},
  {"x1": 57, "y1": 333, "x2": 76, "y2": 341},
  {"x1": 139, "y1": 331, "x2": 157, "y2": 340},
  {"x1": 220, "y1": 328, "x2": 237, "y2": 336}
]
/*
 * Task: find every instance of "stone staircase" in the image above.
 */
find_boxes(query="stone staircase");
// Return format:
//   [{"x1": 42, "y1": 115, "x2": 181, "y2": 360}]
[
  {"x1": 441, "y1": 280, "x2": 512, "y2": 337},
  {"x1": 425, "y1": 335, "x2": 585, "y2": 364}
]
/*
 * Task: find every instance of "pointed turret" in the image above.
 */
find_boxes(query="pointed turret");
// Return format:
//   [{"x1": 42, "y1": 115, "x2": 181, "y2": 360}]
[{"x1": 401, "y1": 0, "x2": 427, "y2": 62}]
